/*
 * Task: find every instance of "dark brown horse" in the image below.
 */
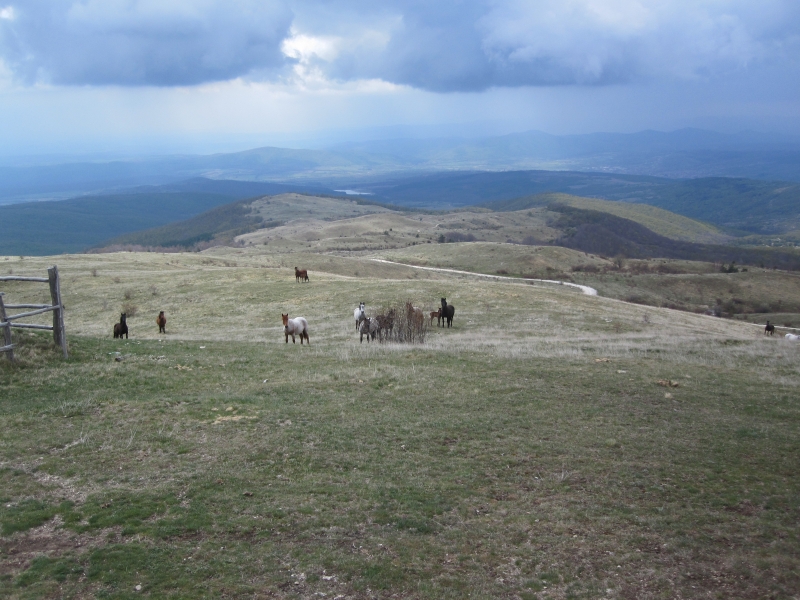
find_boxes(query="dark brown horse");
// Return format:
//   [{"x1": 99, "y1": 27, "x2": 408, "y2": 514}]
[
  {"x1": 113, "y1": 313, "x2": 128, "y2": 339},
  {"x1": 295, "y1": 267, "x2": 309, "y2": 282},
  {"x1": 765, "y1": 320, "x2": 775, "y2": 335},
  {"x1": 440, "y1": 298, "x2": 455, "y2": 328},
  {"x1": 156, "y1": 311, "x2": 166, "y2": 334}
]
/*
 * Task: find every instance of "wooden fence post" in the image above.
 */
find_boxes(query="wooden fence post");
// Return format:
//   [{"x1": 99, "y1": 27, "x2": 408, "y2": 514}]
[
  {"x1": 0, "y1": 292, "x2": 13, "y2": 362},
  {"x1": 48, "y1": 266, "x2": 68, "y2": 359}
]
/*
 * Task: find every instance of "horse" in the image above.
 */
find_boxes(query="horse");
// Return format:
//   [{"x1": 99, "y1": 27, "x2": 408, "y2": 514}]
[
  {"x1": 295, "y1": 267, "x2": 309, "y2": 283},
  {"x1": 156, "y1": 311, "x2": 166, "y2": 334},
  {"x1": 765, "y1": 321, "x2": 775, "y2": 335},
  {"x1": 359, "y1": 317, "x2": 378, "y2": 343},
  {"x1": 440, "y1": 298, "x2": 455, "y2": 328},
  {"x1": 354, "y1": 302, "x2": 366, "y2": 330},
  {"x1": 429, "y1": 308, "x2": 441, "y2": 327},
  {"x1": 785, "y1": 333, "x2": 799, "y2": 341},
  {"x1": 113, "y1": 313, "x2": 128, "y2": 339},
  {"x1": 282, "y1": 313, "x2": 310, "y2": 344}
]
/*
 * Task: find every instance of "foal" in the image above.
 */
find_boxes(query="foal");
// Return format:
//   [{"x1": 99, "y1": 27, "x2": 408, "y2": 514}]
[
  {"x1": 156, "y1": 311, "x2": 166, "y2": 334},
  {"x1": 282, "y1": 313, "x2": 310, "y2": 344}
]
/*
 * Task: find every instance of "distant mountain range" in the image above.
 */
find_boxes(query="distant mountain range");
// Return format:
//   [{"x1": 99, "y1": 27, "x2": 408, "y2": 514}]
[
  {"x1": 3, "y1": 166, "x2": 800, "y2": 256},
  {"x1": 2, "y1": 128, "x2": 800, "y2": 205}
]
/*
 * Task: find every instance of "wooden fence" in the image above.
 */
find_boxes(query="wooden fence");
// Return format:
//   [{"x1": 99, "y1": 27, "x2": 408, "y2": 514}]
[{"x1": 0, "y1": 266, "x2": 68, "y2": 361}]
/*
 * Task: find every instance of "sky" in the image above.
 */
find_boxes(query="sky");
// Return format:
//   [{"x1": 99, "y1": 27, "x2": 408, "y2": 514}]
[{"x1": 1, "y1": 0, "x2": 799, "y2": 157}]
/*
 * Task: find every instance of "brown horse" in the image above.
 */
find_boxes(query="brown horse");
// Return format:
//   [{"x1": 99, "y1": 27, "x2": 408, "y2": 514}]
[
  {"x1": 294, "y1": 267, "x2": 309, "y2": 282},
  {"x1": 429, "y1": 308, "x2": 441, "y2": 327},
  {"x1": 156, "y1": 311, "x2": 166, "y2": 334},
  {"x1": 282, "y1": 313, "x2": 310, "y2": 344}
]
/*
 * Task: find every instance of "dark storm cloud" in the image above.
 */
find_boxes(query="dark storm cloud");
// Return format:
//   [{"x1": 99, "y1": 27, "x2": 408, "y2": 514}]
[
  {"x1": 307, "y1": 0, "x2": 800, "y2": 91},
  {"x1": 1, "y1": 0, "x2": 799, "y2": 90},
  {"x1": 0, "y1": 0, "x2": 294, "y2": 85}
]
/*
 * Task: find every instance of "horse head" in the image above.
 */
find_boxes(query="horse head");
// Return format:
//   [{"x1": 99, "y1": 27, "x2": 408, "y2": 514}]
[{"x1": 281, "y1": 313, "x2": 289, "y2": 326}]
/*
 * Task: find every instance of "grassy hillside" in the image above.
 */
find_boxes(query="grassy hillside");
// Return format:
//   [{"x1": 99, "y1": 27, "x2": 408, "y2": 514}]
[
  {"x1": 377, "y1": 242, "x2": 800, "y2": 326},
  {"x1": 485, "y1": 192, "x2": 730, "y2": 244},
  {"x1": 102, "y1": 193, "x2": 396, "y2": 250},
  {"x1": 0, "y1": 179, "x2": 341, "y2": 256},
  {"x1": 548, "y1": 204, "x2": 800, "y2": 270},
  {"x1": 365, "y1": 170, "x2": 800, "y2": 238},
  {"x1": 0, "y1": 249, "x2": 798, "y2": 598}
]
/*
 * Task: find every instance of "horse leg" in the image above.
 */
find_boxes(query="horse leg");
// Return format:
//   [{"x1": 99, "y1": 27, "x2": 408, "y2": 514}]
[{"x1": 285, "y1": 332, "x2": 289, "y2": 343}]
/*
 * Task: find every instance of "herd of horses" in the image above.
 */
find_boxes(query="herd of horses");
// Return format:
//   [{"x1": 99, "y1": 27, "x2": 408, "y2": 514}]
[
  {"x1": 113, "y1": 266, "x2": 796, "y2": 344},
  {"x1": 111, "y1": 267, "x2": 456, "y2": 345}
]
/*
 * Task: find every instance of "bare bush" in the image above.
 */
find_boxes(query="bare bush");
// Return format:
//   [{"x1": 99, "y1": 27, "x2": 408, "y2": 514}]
[
  {"x1": 124, "y1": 289, "x2": 134, "y2": 300},
  {"x1": 91, "y1": 268, "x2": 98, "y2": 277},
  {"x1": 388, "y1": 301, "x2": 428, "y2": 344},
  {"x1": 122, "y1": 302, "x2": 138, "y2": 318}
]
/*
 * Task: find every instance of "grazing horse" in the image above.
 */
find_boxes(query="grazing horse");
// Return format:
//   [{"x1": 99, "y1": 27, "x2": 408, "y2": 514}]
[
  {"x1": 429, "y1": 308, "x2": 441, "y2": 327},
  {"x1": 282, "y1": 313, "x2": 310, "y2": 344},
  {"x1": 156, "y1": 311, "x2": 166, "y2": 334},
  {"x1": 113, "y1": 313, "x2": 128, "y2": 339},
  {"x1": 354, "y1": 302, "x2": 366, "y2": 330},
  {"x1": 295, "y1": 267, "x2": 309, "y2": 283},
  {"x1": 440, "y1": 298, "x2": 455, "y2": 328},
  {"x1": 765, "y1": 320, "x2": 775, "y2": 335}
]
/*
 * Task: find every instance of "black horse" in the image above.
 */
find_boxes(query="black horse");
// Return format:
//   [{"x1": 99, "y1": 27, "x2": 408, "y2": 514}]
[
  {"x1": 113, "y1": 313, "x2": 128, "y2": 339},
  {"x1": 440, "y1": 298, "x2": 455, "y2": 328},
  {"x1": 765, "y1": 320, "x2": 775, "y2": 335}
]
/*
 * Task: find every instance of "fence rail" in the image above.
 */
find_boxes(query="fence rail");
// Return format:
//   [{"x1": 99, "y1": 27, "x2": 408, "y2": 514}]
[
  {"x1": 0, "y1": 266, "x2": 68, "y2": 361},
  {"x1": 0, "y1": 276, "x2": 50, "y2": 282}
]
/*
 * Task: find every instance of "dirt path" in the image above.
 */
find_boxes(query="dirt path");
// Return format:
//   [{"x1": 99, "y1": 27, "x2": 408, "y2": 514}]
[{"x1": 369, "y1": 258, "x2": 598, "y2": 296}]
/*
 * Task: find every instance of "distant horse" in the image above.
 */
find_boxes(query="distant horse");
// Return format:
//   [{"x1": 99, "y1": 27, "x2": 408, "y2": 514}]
[
  {"x1": 440, "y1": 298, "x2": 455, "y2": 328},
  {"x1": 429, "y1": 308, "x2": 441, "y2": 327},
  {"x1": 765, "y1": 321, "x2": 775, "y2": 335},
  {"x1": 113, "y1": 313, "x2": 128, "y2": 339},
  {"x1": 282, "y1": 313, "x2": 310, "y2": 344},
  {"x1": 156, "y1": 311, "x2": 166, "y2": 334},
  {"x1": 295, "y1": 267, "x2": 309, "y2": 283},
  {"x1": 786, "y1": 333, "x2": 799, "y2": 341},
  {"x1": 359, "y1": 317, "x2": 378, "y2": 343},
  {"x1": 354, "y1": 302, "x2": 366, "y2": 330}
]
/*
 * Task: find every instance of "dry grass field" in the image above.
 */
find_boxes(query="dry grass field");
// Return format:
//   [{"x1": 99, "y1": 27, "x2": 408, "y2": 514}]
[
  {"x1": 1, "y1": 247, "x2": 799, "y2": 599},
  {"x1": 377, "y1": 243, "x2": 800, "y2": 330}
]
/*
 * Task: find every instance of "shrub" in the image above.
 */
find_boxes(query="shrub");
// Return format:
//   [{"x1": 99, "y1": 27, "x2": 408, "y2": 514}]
[{"x1": 122, "y1": 303, "x2": 138, "y2": 318}]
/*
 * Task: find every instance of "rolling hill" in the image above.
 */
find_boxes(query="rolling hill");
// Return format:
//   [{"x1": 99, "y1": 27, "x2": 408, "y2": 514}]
[{"x1": 0, "y1": 179, "x2": 336, "y2": 255}]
